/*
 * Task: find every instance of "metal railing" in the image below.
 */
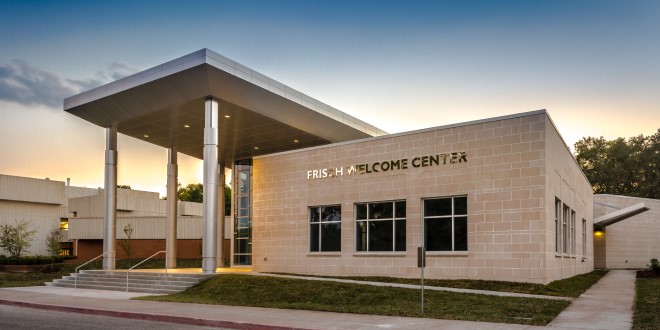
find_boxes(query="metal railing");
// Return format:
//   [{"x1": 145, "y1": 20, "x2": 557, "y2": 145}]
[
  {"x1": 126, "y1": 251, "x2": 167, "y2": 292},
  {"x1": 74, "y1": 251, "x2": 113, "y2": 288}
]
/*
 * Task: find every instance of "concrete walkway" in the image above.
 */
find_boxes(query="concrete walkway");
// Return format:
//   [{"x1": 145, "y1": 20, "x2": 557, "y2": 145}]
[
  {"x1": 548, "y1": 270, "x2": 635, "y2": 330},
  {"x1": 0, "y1": 270, "x2": 636, "y2": 329}
]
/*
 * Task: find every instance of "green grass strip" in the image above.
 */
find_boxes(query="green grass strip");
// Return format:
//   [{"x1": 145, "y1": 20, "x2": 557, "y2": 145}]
[
  {"x1": 138, "y1": 274, "x2": 569, "y2": 326},
  {"x1": 270, "y1": 269, "x2": 608, "y2": 298},
  {"x1": 633, "y1": 278, "x2": 660, "y2": 330}
]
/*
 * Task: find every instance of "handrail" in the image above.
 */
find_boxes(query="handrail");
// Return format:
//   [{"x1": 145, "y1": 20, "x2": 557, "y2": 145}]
[
  {"x1": 75, "y1": 251, "x2": 113, "y2": 288},
  {"x1": 126, "y1": 251, "x2": 167, "y2": 292}
]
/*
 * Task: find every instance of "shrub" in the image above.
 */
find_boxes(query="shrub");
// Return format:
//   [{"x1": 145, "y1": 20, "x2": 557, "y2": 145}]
[
  {"x1": 1, "y1": 255, "x2": 65, "y2": 265},
  {"x1": 648, "y1": 258, "x2": 660, "y2": 274}
]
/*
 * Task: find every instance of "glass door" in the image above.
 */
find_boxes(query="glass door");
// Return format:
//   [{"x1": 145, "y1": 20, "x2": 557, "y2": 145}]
[{"x1": 233, "y1": 159, "x2": 252, "y2": 265}]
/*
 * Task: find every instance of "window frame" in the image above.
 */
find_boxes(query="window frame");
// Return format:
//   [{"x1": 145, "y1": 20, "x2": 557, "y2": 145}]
[
  {"x1": 355, "y1": 200, "x2": 406, "y2": 252},
  {"x1": 582, "y1": 218, "x2": 587, "y2": 257},
  {"x1": 555, "y1": 198, "x2": 561, "y2": 254},
  {"x1": 309, "y1": 205, "x2": 342, "y2": 253},
  {"x1": 571, "y1": 210, "x2": 576, "y2": 255},
  {"x1": 423, "y1": 195, "x2": 468, "y2": 252},
  {"x1": 562, "y1": 204, "x2": 570, "y2": 254}
]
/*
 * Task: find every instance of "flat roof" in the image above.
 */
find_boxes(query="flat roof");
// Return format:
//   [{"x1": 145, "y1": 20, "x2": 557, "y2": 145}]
[{"x1": 64, "y1": 49, "x2": 387, "y2": 164}]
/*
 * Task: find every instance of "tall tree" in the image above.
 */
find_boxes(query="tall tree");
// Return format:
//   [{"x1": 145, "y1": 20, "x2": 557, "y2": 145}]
[
  {"x1": 574, "y1": 129, "x2": 659, "y2": 199},
  {"x1": 177, "y1": 183, "x2": 232, "y2": 215}
]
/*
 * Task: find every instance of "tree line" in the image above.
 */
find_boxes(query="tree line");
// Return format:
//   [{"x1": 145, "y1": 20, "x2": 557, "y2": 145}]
[{"x1": 574, "y1": 129, "x2": 659, "y2": 199}]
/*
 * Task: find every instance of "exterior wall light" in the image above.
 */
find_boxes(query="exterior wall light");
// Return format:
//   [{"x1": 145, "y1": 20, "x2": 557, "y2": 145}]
[{"x1": 594, "y1": 230, "x2": 603, "y2": 237}]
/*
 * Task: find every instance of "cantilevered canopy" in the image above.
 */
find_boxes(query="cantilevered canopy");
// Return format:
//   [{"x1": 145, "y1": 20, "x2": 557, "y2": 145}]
[
  {"x1": 64, "y1": 49, "x2": 386, "y2": 163},
  {"x1": 594, "y1": 202, "x2": 649, "y2": 229}
]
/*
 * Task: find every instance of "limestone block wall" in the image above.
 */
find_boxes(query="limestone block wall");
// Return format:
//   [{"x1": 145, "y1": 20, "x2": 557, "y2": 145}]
[
  {"x1": 544, "y1": 117, "x2": 594, "y2": 280},
  {"x1": 251, "y1": 110, "x2": 591, "y2": 283},
  {"x1": 594, "y1": 194, "x2": 660, "y2": 269}
]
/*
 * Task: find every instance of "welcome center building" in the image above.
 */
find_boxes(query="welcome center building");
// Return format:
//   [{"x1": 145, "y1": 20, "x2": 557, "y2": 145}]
[{"x1": 62, "y1": 49, "x2": 624, "y2": 284}]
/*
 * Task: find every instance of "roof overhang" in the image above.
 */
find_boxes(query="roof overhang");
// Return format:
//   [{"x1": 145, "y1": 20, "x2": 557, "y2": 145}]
[
  {"x1": 594, "y1": 202, "x2": 650, "y2": 229},
  {"x1": 64, "y1": 49, "x2": 387, "y2": 164}
]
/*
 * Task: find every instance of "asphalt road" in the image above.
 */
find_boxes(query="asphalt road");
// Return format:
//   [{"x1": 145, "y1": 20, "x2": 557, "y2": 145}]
[{"x1": 0, "y1": 304, "x2": 226, "y2": 329}]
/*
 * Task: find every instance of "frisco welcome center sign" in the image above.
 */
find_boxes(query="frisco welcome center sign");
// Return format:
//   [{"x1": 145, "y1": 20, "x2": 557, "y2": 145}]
[{"x1": 307, "y1": 152, "x2": 468, "y2": 180}]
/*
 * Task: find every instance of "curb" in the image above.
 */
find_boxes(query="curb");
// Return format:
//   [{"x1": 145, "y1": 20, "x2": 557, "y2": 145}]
[{"x1": 0, "y1": 299, "x2": 310, "y2": 330}]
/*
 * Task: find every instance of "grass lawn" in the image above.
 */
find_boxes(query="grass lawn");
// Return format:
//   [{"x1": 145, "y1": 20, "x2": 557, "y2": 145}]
[
  {"x1": 139, "y1": 274, "x2": 570, "y2": 326},
  {"x1": 633, "y1": 278, "x2": 660, "y2": 330},
  {"x1": 272, "y1": 269, "x2": 609, "y2": 298}
]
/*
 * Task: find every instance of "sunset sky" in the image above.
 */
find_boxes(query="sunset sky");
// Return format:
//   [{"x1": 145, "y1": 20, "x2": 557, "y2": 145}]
[{"x1": 1, "y1": 0, "x2": 658, "y2": 196}]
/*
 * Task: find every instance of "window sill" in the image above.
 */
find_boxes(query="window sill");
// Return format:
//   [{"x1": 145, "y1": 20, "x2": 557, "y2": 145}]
[
  {"x1": 306, "y1": 252, "x2": 341, "y2": 257},
  {"x1": 426, "y1": 251, "x2": 468, "y2": 257},
  {"x1": 353, "y1": 252, "x2": 407, "y2": 257}
]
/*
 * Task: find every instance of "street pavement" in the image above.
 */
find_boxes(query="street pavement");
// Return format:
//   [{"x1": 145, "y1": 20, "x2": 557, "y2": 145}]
[{"x1": 0, "y1": 270, "x2": 636, "y2": 330}]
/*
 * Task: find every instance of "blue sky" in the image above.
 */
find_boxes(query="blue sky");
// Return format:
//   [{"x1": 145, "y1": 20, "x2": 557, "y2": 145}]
[{"x1": 0, "y1": 0, "x2": 658, "y2": 195}]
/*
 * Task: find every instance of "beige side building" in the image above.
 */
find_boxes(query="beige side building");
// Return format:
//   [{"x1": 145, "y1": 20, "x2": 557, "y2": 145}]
[
  {"x1": 0, "y1": 174, "x2": 230, "y2": 260},
  {"x1": 251, "y1": 110, "x2": 593, "y2": 284},
  {"x1": 0, "y1": 175, "x2": 95, "y2": 256},
  {"x1": 594, "y1": 194, "x2": 660, "y2": 269}
]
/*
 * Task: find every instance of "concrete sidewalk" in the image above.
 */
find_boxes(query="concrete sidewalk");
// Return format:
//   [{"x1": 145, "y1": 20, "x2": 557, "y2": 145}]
[
  {"x1": 0, "y1": 286, "x2": 541, "y2": 330},
  {"x1": 0, "y1": 270, "x2": 636, "y2": 330},
  {"x1": 548, "y1": 270, "x2": 635, "y2": 330}
]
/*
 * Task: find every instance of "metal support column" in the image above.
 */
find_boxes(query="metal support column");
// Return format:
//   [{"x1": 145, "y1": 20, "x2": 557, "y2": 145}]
[
  {"x1": 166, "y1": 147, "x2": 178, "y2": 269},
  {"x1": 202, "y1": 97, "x2": 219, "y2": 273},
  {"x1": 103, "y1": 123, "x2": 118, "y2": 270},
  {"x1": 217, "y1": 168, "x2": 225, "y2": 267}
]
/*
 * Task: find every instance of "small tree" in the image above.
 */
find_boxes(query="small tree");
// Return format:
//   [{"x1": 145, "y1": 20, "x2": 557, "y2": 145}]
[
  {"x1": 45, "y1": 227, "x2": 64, "y2": 269},
  {"x1": 0, "y1": 220, "x2": 37, "y2": 257},
  {"x1": 648, "y1": 258, "x2": 660, "y2": 275},
  {"x1": 118, "y1": 223, "x2": 134, "y2": 267}
]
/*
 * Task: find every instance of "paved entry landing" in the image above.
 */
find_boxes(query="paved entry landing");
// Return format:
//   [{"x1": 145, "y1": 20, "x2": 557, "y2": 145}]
[{"x1": 548, "y1": 270, "x2": 635, "y2": 330}]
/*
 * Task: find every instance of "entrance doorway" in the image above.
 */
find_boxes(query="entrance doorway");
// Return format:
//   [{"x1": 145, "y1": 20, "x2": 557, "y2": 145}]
[{"x1": 233, "y1": 159, "x2": 252, "y2": 265}]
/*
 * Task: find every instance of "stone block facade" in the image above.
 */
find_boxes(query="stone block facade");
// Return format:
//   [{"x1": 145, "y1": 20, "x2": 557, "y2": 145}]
[{"x1": 251, "y1": 110, "x2": 593, "y2": 284}]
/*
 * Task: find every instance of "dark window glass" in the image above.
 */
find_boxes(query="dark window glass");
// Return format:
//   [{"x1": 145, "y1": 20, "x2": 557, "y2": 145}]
[
  {"x1": 321, "y1": 223, "x2": 341, "y2": 251},
  {"x1": 369, "y1": 220, "x2": 393, "y2": 251},
  {"x1": 355, "y1": 200, "x2": 406, "y2": 252},
  {"x1": 234, "y1": 255, "x2": 251, "y2": 265},
  {"x1": 454, "y1": 216, "x2": 468, "y2": 251},
  {"x1": 395, "y1": 201, "x2": 406, "y2": 218},
  {"x1": 238, "y1": 217, "x2": 249, "y2": 228},
  {"x1": 356, "y1": 204, "x2": 367, "y2": 220},
  {"x1": 425, "y1": 218, "x2": 452, "y2": 251},
  {"x1": 237, "y1": 228, "x2": 250, "y2": 238},
  {"x1": 424, "y1": 196, "x2": 468, "y2": 252},
  {"x1": 310, "y1": 208, "x2": 320, "y2": 223},
  {"x1": 235, "y1": 238, "x2": 251, "y2": 253},
  {"x1": 395, "y1": 220, "x2": 406, "y2": 251},
  {"x1": 454, "y1": 197, "x2": 467, "y2": 215},
  {"x1": 424, "y1": 198, "x2": 452, "y2": 217},
  {"x1": 322, "y1": 206, "x2": 341, "y2": 222},
  {"x1": 370, "y1": 202, "x2": 393, "y2": 219},
  {"x1": 310, "y1": 206, "x2": 341, "y2": 252},
  {"x1": 310, "y1": 223, "x2": 320, "y2": 252},
  {"x1": 356, "y1": 221, "x2": 367, "y2": 251}
]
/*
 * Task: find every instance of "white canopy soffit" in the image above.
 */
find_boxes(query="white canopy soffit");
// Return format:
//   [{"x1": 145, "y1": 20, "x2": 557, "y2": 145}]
[
  {"x1": 64, "y1": 49, "x2": 387, "y2": 163},
  {"x1": 594, "y1": 202, "x2": 649, "y2": 228}
]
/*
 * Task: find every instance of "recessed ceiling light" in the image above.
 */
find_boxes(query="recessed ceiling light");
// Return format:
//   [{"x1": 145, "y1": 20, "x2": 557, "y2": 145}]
[
  {"x1": 254, "y1": 146, "x2": 259, "y2": 150},
  {"x1": 183, "y1": 124, "x2": 190, "y2": 128},
  {"x1": 224, "y1": 115, "x2": 230, "y2": 118},
  {"x1": 293, "y1": 139, "x2": 299, "y2": 143},
  {"x1": 143, "y1": 134, "x2": 149, "y2": 138}
]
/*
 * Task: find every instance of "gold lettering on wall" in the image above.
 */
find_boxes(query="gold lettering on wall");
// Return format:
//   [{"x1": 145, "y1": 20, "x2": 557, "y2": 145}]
[{"x1": 306, "y1": 152, "x2": 467, "y2": 180}]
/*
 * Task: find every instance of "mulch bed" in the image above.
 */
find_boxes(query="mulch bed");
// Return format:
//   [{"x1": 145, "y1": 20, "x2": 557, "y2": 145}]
[{"x1": 636, "y1": 270, "x2": 660, "y2": 278}]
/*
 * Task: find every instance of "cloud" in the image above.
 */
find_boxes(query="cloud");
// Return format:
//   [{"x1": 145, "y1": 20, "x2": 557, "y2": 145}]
[{"x1": 0, "y1": 60, "x2": 139, "y2": 109}]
